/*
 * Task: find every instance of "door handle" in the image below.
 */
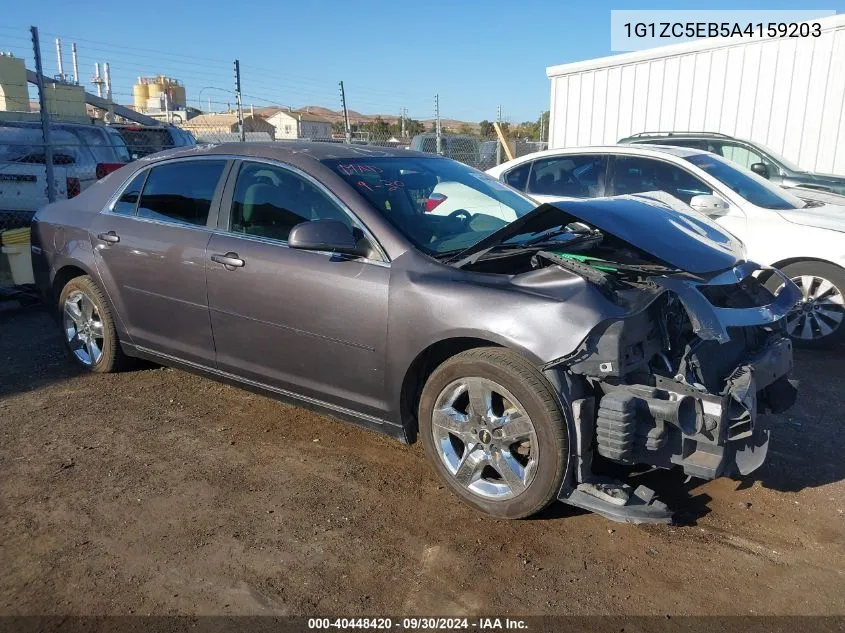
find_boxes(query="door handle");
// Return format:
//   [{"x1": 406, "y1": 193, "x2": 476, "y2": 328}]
[
  {"x1": 211, "y1": 252, "x2": 245, "y2": 269},
  {"x1": 97, "y1": 231, "x2": 120, "y2": 243}
]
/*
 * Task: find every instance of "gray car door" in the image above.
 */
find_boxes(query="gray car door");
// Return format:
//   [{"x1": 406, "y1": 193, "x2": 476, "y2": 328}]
[
  {"x1": 205, "y1": 160, "x2": 390, "y2": 419},
  {"x1": 90, "y1": 158, "x2": 229, "y2": 366}
]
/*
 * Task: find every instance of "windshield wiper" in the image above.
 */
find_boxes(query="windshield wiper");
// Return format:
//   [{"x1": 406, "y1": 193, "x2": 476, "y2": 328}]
[{"x1": 450, "y1": 229, "x2": 603, "y2": 269}]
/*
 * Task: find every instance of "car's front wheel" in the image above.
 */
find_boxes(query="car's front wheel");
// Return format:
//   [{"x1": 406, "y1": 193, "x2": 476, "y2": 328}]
[
  {"x1": 419, "y1": 348, "x2": 569, "y2": 519},
  {"x1": 58, "y1": 275, "x2": 125, "y2": 372},
  {"x1": 770, "y1": 261, "x2": 845, "y2": 348}
]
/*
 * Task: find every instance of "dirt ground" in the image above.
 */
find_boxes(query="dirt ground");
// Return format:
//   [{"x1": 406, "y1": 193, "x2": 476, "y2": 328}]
[{"x1": 0, "y1": 307, "x2": 843, "y2": 617}]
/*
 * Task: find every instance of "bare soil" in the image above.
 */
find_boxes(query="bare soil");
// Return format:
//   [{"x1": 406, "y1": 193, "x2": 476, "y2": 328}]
[{"x1": 1, "y1": 308, "x2": 843, "y2": 616}]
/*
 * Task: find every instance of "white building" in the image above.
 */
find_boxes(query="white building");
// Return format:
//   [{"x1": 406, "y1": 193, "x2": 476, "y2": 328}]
[
  {"x1": 546, "y1": 14, "x2": 845, "y2": 175},
  {"x1": 264, "y1": 109, "x2": 333, "y2": 140}
]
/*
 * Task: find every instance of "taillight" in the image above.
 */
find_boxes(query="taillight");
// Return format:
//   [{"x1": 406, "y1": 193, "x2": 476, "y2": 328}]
[
  {"x1": 66, "y1": 177, "x2": 81, "y2": 198},
  {"x1": 96, "y1": 163, "x2": 124, "y2": 179},
  {"x1": 424, "y1": 192, "x2": 447, "y2": 212}
]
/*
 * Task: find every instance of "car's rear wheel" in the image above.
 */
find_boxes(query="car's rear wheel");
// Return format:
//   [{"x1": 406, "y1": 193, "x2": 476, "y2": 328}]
[
  {"x1": 419, "y1": 347, "x2": 569, "y2": 519},
  {"x1": 58, "y1": 275, "x2": 125, "y2": 372},
  {"x1": 769, "y1": 261, "x2": 845, "y2": 348}
]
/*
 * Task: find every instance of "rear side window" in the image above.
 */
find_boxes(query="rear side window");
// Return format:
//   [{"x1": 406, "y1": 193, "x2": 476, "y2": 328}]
[
  {"x1": 527, "y1": 155, "x2": 607, "y2": 198},
  {"x1": 503, "y1": 163, "x2": 530, "y2": 191},
  {"x1": 137, "y1": 160, "x2": 226, "y2": 226},
  {"x1": 0, "y1": 128, "x2": 79, "y2": 165},
  {"x1": 112, "y1": 171, "x2": 147, "y2": 216}
]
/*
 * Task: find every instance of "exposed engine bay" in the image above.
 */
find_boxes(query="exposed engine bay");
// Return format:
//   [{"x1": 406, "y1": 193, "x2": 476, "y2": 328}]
[{"x1": 451, "y1": 198, "x2": 801, "y2": 523}]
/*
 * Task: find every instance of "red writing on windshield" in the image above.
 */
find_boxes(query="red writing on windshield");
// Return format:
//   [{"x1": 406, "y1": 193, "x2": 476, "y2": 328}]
[
  {"x1": 338, "y1": 163, "x2": 383, "y2": 176},
  {"x1": 356, "y1": 179, "x2": 404, "y2": 192}
]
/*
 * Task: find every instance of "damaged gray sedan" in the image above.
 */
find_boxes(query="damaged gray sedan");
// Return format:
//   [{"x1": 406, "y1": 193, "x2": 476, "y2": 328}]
[{"x1": 31, "y1": 143, "x2": 800, "y2": 523}]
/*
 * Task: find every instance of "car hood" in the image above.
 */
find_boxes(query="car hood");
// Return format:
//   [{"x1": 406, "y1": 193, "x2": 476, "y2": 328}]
[
  {"x1": 552, "y1": 193, "x2": 746, "y2": 274},
  {"x1": 777, "y1": 195, "x2": 845, "y2": 234},
  {"x1": 783, "y1": 172, "x2": 845, "y2": 195},
  {"x1": 448, "y1": 193, "x2": 746, "y2": 275}
]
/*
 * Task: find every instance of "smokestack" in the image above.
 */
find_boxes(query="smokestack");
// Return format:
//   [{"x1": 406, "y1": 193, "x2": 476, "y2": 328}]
[
  {"x1": 94, "y1": 63, "x2": 102, "y2": 98},
  {"x1": 55, "y1": 38, "x2": 64, "y2": 81},
  {"x1": 71, "y1": 43, "x2": 79, "y2": 85},
  {"x1": 104, "y1": 62, "x2": 112, "y2": 100}
]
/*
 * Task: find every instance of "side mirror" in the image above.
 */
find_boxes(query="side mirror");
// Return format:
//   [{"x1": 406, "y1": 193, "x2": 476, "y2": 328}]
[
  {"x1": 750, "y1": 162, "x2": 770, "y2": 179},
  {"x1": 288, "y1": 219, "x2": 362, "y2": 255},
  {"x1": 689, "y1": 194, "x2": 730, "y2": 217}
]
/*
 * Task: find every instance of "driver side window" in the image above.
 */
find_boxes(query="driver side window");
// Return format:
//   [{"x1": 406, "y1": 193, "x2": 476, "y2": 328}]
[
  {"x1": 526, "y1": 155, "x2": 607, "y2": 198},
  {"x1": 718, "y1": 143, "x2": 766, "y2": 171},
  {"x1": 229, "y1": 162, "x2": 353, "y2": 243}
]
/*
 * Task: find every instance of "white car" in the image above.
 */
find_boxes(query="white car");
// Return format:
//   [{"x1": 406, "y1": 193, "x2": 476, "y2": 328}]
[
  {"x1": 425, "y1": 180, "x2": 521, "y2": 223},
  {"x1": 487, "y1": 145, "x2": 845, "y2": 347}
]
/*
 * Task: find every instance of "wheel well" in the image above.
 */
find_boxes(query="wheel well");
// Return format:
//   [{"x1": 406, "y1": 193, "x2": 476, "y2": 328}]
[
  {"x1": 400, "y1": 337, "x2": 501, "y2": 443},
  {"x1": 770, "y1": 257, "x2": 843, "y2": 272},
  {"x1": 51, "y1": 265, "x2": 88, "y2": 303}
]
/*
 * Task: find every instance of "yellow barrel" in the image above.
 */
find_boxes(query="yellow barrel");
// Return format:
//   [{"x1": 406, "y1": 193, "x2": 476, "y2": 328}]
[
  {"x1": 170, "y1": 84, "x2": 186, "y2": 109},
  {"x1": 132, "y1": 82, "x2": 149, "y2": 110}
]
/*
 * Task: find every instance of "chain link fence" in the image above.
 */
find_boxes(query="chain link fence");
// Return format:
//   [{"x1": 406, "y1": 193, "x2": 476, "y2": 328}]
[{"x1": 0, "y1": 25, "x2": 549, "y2": 292}]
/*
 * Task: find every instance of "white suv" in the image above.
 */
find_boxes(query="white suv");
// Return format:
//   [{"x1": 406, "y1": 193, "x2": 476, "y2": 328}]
[{"x1": 487, "y1": 145, "x2": 845, "y2": 347}]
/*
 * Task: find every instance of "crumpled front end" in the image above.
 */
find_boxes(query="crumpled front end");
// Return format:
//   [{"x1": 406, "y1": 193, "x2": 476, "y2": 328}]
[{"x1": 548, "y1": 261, "x2": 801, "y2": 523}]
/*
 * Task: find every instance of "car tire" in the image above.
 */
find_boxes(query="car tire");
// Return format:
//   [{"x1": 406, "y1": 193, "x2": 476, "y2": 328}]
[
  {"x1": 767, "y1": 261, "x2": 845, "y2": 349},
  {"x1": 419, "y1": 347, "x2": 569, "y2": 519},
  {"x1": 58, "y1": 275, "x2": 126, "y2": 373}
]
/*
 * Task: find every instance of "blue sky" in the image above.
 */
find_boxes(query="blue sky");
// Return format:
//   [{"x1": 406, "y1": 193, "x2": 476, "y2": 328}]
[{"x1": 2, "y1": 0, "x2": 842, "y2": 122}]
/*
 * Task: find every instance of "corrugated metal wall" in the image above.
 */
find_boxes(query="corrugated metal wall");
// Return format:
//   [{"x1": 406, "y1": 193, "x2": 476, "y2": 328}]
[{"x1": 547, "y1": 15, "x2": 845, "y2": 175}]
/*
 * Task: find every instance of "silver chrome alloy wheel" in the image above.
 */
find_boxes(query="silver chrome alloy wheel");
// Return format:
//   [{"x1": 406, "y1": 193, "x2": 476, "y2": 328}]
[
  {"x1": 783, "y1": 275, "x2": 845, "y2": 342},
  {"x1": 431, "y1": 376, "x2": 539, "y2": 501},
  {"x1": 63, "y1": 289, "x2": 105, "y2": 367}
]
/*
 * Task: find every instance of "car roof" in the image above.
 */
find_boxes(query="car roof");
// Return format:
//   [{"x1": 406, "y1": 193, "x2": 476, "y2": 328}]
[
  {"x1": 614, "y1": 144, "x2": 706, "y2": 157},
  {"x1": 147, "y1": 140, "x2": 433, "y2": 163},
  {"x1": 0, "y1": 120, "x2": 103, "y2": 132},
  {"x1": 489, "y1": 144, "x2": 706, "y2": 170}
]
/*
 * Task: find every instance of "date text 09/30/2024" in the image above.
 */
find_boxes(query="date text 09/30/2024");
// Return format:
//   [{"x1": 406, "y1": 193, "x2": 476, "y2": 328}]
[{"x1": 308, "y1": 618, "x2": 529, "y2": 630}]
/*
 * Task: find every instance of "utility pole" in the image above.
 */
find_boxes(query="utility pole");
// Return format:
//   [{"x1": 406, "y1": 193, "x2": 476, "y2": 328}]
[
  {"x1": 104, "y1": 62, "x2": 114, "y2": 123},
  {"x1": 339, "y1": 81, "x2": 351, "y2": 144},
  {"x1": 234, "y1": 60, "x2": 244, "y2": 142},
  {"x1": 31, "y1": 26, "x2": 55, "y2": 203},
  {"x1": 496, "y1": 104, "x2": 502, "y2": 165},
  {"x1": 539, "y1": 109, "x2": 546, "y2": 144},
  {"x1": 400, "y1": 107, "x2": 406, "y2": 139},
  {"x1": 435, "y1": 94, "x2": 442, "y2": 155}
]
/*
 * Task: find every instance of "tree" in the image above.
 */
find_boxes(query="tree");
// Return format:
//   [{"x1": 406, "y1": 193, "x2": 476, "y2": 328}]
[
  {"x1": 406, "y1": 119, "x2": 424, "y2": 136},
  {"x1": 479, "y1": 120, "x2": 494, "y2": 137},
  {"x1": 359, "y1": 116, "x2": 390, "y2": 140}
]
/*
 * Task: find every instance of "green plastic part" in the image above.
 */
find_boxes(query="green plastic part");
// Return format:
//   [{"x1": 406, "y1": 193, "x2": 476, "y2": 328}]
[{"x1": 550, "y1": 251, "x2": 619, "y2": 272}]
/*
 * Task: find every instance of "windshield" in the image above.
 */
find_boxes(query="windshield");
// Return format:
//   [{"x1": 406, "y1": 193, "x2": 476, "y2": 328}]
[
  {"x1": 685, "y1": 153, "x2": 805, "y2": 210},
  {"x1": 323, "y1": 157, "x2": 537, "y2": 255},
  {"x1": 753, "y1": 142, "x2": 803, "y2": 172}
]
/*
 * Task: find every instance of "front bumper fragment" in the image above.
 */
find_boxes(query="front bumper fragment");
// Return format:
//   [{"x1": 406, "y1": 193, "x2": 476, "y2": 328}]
[
  {"x1": 652, "y1": 263, "x2": 802, "y2": 343},
  {"x1": 565, "y1": 336, "x2": 794, "y2": 516}
]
